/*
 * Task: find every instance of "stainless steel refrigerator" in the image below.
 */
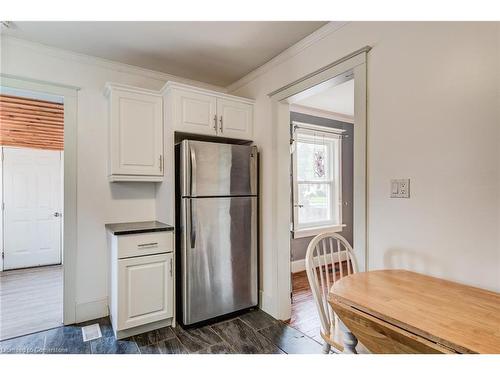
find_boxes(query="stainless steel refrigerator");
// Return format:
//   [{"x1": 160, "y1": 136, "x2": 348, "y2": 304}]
[{"x1": 177, "y1": 140, "x2": 258, "y2": 326}]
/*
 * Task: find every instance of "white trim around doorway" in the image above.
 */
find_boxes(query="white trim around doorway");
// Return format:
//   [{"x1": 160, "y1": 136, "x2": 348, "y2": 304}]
[
  {"x1": 268, "y1": 48, "x2": 369, "y2": 320},
  {"x1": 0, "y1": 73, "x2": 79, "y2": 325}
]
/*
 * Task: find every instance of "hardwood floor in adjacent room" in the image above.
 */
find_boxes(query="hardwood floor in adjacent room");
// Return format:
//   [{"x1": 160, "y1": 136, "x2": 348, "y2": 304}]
[
  {"x1": 288, "y1": 262, "x2": 352, "y2": 345},
  {"x1": 287, "y1": 271, "x2": 323, "y2": 344},
  {"x1": 0, "y1": 265, "x2": 63, "y2": 341}
]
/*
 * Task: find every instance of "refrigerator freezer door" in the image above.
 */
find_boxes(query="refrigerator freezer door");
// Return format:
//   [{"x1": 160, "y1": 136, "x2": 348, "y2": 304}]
[
  {"x1": 180, "y1": 140, "x2": 257, "y2": 197},
  {"x1": 181, "y1": 196, "x2": 258, "y2": 325}
]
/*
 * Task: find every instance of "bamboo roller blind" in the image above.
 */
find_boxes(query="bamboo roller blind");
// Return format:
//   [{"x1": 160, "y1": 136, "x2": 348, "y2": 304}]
[{"x1": 0, "y1": 94, "x2": 64, "y2": 150}]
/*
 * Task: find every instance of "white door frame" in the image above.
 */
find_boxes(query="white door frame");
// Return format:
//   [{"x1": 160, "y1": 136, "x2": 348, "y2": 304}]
[
  {"x1": 0, "y1": 74, "x2": 79, "y2": 325},
  {"x1": 268, "y1": 47, "x2": 369, "y2": 320}
]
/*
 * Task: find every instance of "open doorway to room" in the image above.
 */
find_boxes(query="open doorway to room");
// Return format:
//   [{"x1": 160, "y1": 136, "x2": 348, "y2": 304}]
[
  {"x1": 286, "y1": 77, "x2": 355, "y2": 343},
  {"x1": 0, "y1": 87, "x2": 64, "y2": 340}
]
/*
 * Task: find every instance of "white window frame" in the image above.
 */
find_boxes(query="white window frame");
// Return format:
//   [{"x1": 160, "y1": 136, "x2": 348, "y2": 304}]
[{"x1": 292, "y1": 121, "x2": 344, "y2": 239}]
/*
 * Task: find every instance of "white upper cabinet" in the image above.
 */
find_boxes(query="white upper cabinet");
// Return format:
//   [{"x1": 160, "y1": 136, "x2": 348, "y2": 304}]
[
  {"x1": 173, "y1": 89, "x2": 217, "y2": 135},
  {"x1": 216, "y1": 98, "x2": 253, "y2": 140},
  {"x1": 106, "y1": 83, "x2": 163, "y2": 182},
  {"x1": 166, "y1": 83, "x2": 254, "y2": 140}
]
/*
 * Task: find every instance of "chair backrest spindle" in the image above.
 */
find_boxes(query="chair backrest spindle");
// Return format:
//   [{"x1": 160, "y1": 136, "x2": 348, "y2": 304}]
[{"x1": 305, "y1": 232, "x2": 358, "y2": 348}]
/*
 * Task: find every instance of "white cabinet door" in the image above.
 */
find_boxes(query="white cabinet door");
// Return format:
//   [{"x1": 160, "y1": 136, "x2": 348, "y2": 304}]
[
  {"x1": 173, "y1": 89, "x2": 217, "y2": 136},
  {"x1": 109, "y1": 88, "x2": 163, "y2": 178},
  {"x1": 3, "y1": 147, "x2": 62, "y2": 270},
  {"x1": 217, "y1": 98, "x2": 253, "y2": 140},
  {"x1": 117, "y1": 253, "x2": 173, "y2": 330}
]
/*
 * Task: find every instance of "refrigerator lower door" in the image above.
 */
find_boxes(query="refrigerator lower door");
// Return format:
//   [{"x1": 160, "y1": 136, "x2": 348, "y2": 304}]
[{"x1": 181, "y1": 196, "x2": 258, "y2": 325}]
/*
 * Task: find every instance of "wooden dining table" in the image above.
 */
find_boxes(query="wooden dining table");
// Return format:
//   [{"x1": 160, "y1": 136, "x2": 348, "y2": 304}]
[{"x1": 328, "y1": 269, "x2": 500, "y2": 354}]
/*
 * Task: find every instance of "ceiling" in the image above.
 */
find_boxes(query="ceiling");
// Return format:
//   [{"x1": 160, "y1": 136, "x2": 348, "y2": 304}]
[
  {"x1": 296, "y1": 79, "x2": 354, "y2": 116},
  {"x1": 3, "y1": 21, "x2": 327, "y2": 87}
]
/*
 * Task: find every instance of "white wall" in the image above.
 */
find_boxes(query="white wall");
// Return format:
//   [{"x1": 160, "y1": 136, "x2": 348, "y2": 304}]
[
  {"x1": 229, "y1": 21, "x2": 500, "y2": 311},
  {"x1": 0, "y1": 36, "x2": 223, "y2": 320}
]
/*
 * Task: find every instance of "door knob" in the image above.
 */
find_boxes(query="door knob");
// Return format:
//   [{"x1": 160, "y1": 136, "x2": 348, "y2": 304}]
[
  {"x1": 54, "y1": 212, "x2": 61, "y2": 217},
  {"x1": 294, "y1": 204, "x2": 304, "y2": 208}
]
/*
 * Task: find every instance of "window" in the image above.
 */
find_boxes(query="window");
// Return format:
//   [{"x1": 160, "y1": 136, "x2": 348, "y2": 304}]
[{"x1": 292, "y1": 123, "x2": 343, "y2": 238}]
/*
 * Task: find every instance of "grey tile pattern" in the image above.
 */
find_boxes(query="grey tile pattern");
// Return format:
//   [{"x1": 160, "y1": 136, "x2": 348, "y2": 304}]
[
  {"x1": 156, "y1": 337, "x2": 189, "y2": 354},
  {"x1": 210, "y1": 318, "x2": 284, "y2": 354},
  {"x1": 44, "y1": 326, "x2": 91, "y2": 354},
  {"x1": 0, "y1": 308, "x2": 324, "y2": 355},
  {"x1": 258, "y1": 322, "x2": 323, "y2": 354},
  {"x1": 132, "y1": 326, "x2": 176, "y2": 348},
  {"x1": 196, "y1": 342, "x2": 235, "y2": 354},
  {"x1": 239, "y1": 309, "x2": 277, "y2": 331},
  {"x1": 137, "y1": 343, "x2": 162, "y2": 354},
  {"x1": 173, "y1": 324, "x2": 223, "y2": 353},
  {"x1": 91, "y1": 336, "x2": 139, "y2": 354}
]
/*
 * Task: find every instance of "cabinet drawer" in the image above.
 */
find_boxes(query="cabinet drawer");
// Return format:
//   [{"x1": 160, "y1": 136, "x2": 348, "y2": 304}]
[{"x1": 117, "y1": 231, "x2": 173, "y2": 259}]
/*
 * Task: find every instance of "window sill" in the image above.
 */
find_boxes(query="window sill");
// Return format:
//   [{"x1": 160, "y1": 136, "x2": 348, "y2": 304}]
[{"x1": 292, "y1": 224, "x2": 346, "y2": 239}]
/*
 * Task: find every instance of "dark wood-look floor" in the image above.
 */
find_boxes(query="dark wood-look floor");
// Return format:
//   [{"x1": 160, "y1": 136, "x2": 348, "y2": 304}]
[
  {"x1": 287, "y1": 262, "x2": 352, "y2": 345},
  {"x1": 0, "y1": 309, "x2": 324, "y2": 354},
  {"x1": 0, "y1": 265, "x2": 63, "y2": 341}
]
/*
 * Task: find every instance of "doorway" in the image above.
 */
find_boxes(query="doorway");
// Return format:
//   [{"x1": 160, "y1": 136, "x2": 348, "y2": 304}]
[
  {"x1": 286, "y1": 79, "x2": 355, "y2": 342},
  {"x1": 0, "y1": 88, "x2": 64, "y2": 340},
  {"x1": 267, "y1": 47, "x2": 368, "y2": 322}
]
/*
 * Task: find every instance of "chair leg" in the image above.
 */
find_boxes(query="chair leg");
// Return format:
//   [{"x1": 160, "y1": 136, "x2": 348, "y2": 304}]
[{"x1": 322, "y1": 342, "x2": 331, "y2": 354}]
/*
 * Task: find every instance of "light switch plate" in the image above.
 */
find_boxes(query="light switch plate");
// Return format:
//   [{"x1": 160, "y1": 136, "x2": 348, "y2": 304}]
[{"x1": 390, "y1": 179, "x2": 410, "y2": 198}]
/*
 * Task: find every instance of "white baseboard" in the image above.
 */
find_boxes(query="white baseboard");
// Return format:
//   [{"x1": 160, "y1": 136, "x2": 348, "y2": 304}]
[
  {"x1": 291, "y1": 251, "x2": 349, "y2": 274},
  {"x1": 291, "y1": 259, "x2": 306, "y2": 273},
  {"x1": 75, "y1": 298, "x2": 108, "y2": 323}
]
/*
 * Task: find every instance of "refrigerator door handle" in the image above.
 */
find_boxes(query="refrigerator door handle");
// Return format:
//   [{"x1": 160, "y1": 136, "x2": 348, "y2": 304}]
[
  {"x1": 189, "y1": 199, "x2": 196, "y2": 248},
  {"x1": 190, "y1": 144, "x2": 197, "y2": 196}
]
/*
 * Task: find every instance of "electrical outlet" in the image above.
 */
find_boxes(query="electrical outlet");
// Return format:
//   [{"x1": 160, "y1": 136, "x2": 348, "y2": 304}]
[{"x1": 390, "y1": 179, "x2": 410, "y2": 198}]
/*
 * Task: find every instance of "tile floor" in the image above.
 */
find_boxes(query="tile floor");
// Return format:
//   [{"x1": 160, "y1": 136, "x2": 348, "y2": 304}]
[{"x1": 0, "y1": 309, "x2": 325, "y2": 354}]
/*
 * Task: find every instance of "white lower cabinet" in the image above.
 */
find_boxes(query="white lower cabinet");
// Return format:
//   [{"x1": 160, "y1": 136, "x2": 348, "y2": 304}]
[
  {"x1": 108, "y1": 229, "x2": 174, "y2": 339},
  {"x1": 117, "y1": 253, "x2": 173, "y2": 330}
]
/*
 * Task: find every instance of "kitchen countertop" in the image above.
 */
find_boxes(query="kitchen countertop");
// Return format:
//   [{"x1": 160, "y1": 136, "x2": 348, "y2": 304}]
[{"x1": 105, "y1": 221, "x2": 174, "y2": 235}]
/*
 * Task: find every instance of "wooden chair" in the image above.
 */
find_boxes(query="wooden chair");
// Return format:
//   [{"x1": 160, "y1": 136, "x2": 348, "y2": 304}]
[{"x1": 305, "y1": 232, "x2": 358, "y2": 353}]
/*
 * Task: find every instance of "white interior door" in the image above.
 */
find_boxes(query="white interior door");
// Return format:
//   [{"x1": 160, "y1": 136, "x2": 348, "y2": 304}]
[{"x1": 3, "y1": 147, "x2": 62, "y2": 270}]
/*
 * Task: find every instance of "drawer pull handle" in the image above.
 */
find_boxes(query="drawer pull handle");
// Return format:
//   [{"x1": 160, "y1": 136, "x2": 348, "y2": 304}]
[{"x1": 137, "y1": 242, "x2": 158, "y2": 248}]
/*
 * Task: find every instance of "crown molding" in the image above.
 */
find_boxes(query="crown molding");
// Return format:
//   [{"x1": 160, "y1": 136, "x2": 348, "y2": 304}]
[
  {"x1": 161, "y1": 81, "x2": 254, "y2": 103},
  {"x1": 225, "y1": 21, "x2": 349, "y2": 93},
  {"x1": 1, "y1": 35, "x2": 226, "y2": 92}
]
